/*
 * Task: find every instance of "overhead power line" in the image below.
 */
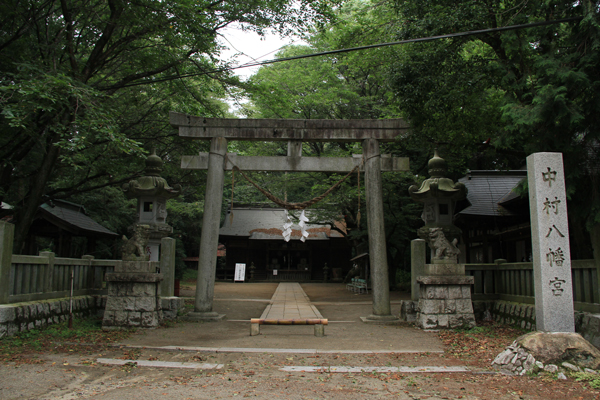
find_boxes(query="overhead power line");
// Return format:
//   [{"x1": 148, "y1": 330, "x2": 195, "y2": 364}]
[
  {"x1": 114, "y1": 16, "x2": 583, "y2": 89},
  {"x1": 231, "y1": 16, "x2": 584, "y2": 70}
]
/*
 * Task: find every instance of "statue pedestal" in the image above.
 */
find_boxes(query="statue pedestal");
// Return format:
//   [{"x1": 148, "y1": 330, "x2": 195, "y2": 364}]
[
  {"x1": 115, "y1": 259, "x2": 158, "y2": 273},
  {"x1": 424, "y1": 261, "x2": 464, "y2": 275},
  {"x1": 102, "y1": 267, "x2": 163, "y2": 330},
  {"x1": 416, "y1": 272, "x2": 475, "y2": 330}
]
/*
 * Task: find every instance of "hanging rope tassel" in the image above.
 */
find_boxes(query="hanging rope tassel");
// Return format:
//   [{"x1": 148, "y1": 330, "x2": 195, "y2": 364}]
[
  {"x1": 356, "y1": 164, "x2": 361, "y2": 227},
  {"x1": 299, "y1": 210, "x2": 309, "y2": 242},
  {"x1": 282, "y1": 209, "x2": 293, "y2": 242}
]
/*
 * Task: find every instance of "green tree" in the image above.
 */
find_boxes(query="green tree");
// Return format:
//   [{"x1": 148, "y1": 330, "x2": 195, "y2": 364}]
[
  {"x1": 238, "y1": 0, "x2": 425, "y2": 281},
  {"x1": 390, "y1": 0, "x2": 600, "y2": 258},
  {"x1": 0, "y1": 0, "x2": 337, "y2": 253},
  {"x1": 244, "y1": 0, "x2": 402, "y2": 121}
]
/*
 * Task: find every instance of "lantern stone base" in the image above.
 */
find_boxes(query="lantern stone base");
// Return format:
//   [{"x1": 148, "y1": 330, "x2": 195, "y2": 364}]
[
  {"x1": 102, "y1": 272, "x2": 163, "y2": 330},
  {"x1": 416, "y1": 274, "x2": 475, "y2": 330}
]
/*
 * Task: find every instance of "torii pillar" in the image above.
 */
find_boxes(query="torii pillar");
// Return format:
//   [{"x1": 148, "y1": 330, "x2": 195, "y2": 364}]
[
  {"x1": 188, "y1": 137, "x2": 227, "y2": 320},
  {"x1": 171, "y1": 112, "x2": 410, "y2": 322},
  {"x1": 361, "y1": 138, "x2": 394, "y2": 321}
]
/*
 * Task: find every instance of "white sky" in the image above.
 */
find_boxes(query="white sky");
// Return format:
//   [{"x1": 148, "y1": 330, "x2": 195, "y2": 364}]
[
  {"x1": 218, "y1": 24, "x2": 305, "y2": 80},
  {"x1": 217, "y1": 24, "x2": 307, "y2": 115}
]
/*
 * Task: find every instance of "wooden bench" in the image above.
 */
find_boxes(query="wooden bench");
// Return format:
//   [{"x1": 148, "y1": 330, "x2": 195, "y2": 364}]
[
  {"x1": 250, "y1": 318, "x2": 328, "y2": 337},
  {"x1": 251, "y1": 283, "x2": 327, "y2": 337},
  {"x1": 346, "y1": 277, "x2": 369, "y2": 294}
]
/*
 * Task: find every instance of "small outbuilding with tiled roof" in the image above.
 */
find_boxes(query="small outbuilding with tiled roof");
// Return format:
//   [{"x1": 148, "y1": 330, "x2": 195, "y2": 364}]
[
  {"x1": 455, "y1": 170, "x2": 530, "y2": 263},
  {"x1": 20, "y1": 199, "x2": 118, "y2": 257}
]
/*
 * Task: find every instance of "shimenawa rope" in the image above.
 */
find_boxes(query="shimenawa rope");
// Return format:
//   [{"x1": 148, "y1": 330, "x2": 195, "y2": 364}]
[{"x1": 231, "y1": 164, "x2": 359, "y2": 211}]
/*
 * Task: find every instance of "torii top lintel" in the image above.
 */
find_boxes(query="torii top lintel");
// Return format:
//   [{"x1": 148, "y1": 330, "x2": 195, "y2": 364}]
[{"x1": 170, "y1": 112, "x2": 409, "y2": 143}]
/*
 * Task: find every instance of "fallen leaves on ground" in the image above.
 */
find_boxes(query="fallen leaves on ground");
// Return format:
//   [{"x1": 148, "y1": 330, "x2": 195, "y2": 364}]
[
  {"x1": 0, "y1": 317, "x2": 133, "y2": 363},
  {"x1": 438, "y1": 321, "x2": 525, "y2": 368}
]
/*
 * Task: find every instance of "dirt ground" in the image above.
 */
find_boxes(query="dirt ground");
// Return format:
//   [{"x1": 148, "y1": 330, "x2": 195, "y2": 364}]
[{"x1": 1, "y1": 282, "x2": 599, "y2": 400}]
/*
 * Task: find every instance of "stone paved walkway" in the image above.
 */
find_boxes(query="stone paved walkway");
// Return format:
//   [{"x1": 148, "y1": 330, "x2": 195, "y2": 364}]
[
  {"x1": 121, "y1": 283, "x2": 444, "y2": 352},
  {"x1": 259, "y1": 282, "x2": 324, "y2": 320}
]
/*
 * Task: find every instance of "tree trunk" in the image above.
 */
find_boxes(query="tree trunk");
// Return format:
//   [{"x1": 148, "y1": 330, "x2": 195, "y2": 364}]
[{"x1": 12, "y1": 144, "x2": 61, "y2": 254}]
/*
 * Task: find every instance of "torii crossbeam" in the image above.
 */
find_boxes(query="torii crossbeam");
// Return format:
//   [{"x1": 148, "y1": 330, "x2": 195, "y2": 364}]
[{"x1": 171, "y1": 112, "x2": 410, "y2": 323}]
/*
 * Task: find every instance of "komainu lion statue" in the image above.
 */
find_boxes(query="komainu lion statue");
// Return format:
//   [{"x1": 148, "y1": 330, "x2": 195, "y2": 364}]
[
  {"x1": 122, "y1": 224, "x2": 150, "y2": 260},
  {"x1": 429, "y1": 227, "x2": 460, "y2": 261}
]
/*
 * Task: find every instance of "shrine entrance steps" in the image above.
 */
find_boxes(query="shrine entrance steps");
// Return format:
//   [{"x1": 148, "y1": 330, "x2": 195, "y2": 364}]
[{"x1": 250, "y1": 282, "x2": 327, "y2": 337}]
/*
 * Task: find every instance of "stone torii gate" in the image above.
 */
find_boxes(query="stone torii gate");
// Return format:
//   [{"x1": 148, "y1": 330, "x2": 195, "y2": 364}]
[{"x1": 170, "y1": 112, "x2": 410, "y2": 323}]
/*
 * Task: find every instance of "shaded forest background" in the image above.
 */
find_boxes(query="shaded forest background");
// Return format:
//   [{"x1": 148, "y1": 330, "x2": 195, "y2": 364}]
[{"x1": 1, "y1": 0, "x2": 599, "y2": 283}]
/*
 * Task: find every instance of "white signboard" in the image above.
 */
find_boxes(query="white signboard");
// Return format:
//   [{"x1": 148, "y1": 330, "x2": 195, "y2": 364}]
[
  {"x1": 273, "y1": 269, "x2": 278, "y2": 276},
  {"x1": 234, "y1": 263, "x2": 246, "y2": 282}
]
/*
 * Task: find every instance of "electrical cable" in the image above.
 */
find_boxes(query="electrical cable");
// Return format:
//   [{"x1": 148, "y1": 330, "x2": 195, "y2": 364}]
[{"x1": 109, "y1": 16, "x2": 583, "y2": 90}]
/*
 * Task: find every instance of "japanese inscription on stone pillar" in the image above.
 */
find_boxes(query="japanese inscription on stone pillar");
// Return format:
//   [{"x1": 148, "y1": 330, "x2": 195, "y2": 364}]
[{"x1": 527, "y1": 153, "x2": 574, "y2": 332}]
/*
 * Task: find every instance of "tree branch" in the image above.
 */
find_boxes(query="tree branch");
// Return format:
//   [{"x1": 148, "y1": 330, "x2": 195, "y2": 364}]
[
  {"x1": 98, "y1": 49, "x2": 198, "y2": 92},
  {"x1": 45, "y1": 171, "x2": 143, "y2": 200},
  {"x1": 59, "y1": 0, "x2": 79, "y2": 73},
  {"x1": 81, "y1": 0, "x2": 124, "y2": 82}
]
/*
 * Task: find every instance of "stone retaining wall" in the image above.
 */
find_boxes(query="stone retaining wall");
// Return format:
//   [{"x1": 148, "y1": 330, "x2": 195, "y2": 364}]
[
  {"x1": 473, "y1": 300, "x2": 600, "y2": 349},
  {"x1": 0, "y1": 295, "x2": 185, "y2": 337},
  {"x1": 575, "y1": 311, "x2": 600, "y2": 349},
  {"x1": 402, "y1": 299, "x2": 600, "y2": 349},
  {"x1": 472, "y1": 300, "x2": 536, "y2": 330}
]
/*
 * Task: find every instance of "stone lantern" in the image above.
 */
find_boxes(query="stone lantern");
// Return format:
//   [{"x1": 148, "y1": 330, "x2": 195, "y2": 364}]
[
  {"x1": 103, "y1": 150, "x2": 183, "y2": 331},
  {"x1": 408, "y1": 150, "x2": 467, "y2": 264},
  {"x1": 122, "y1": 149, "x2": 181, "y2": 261},
  {"x1": 408, "y1": 150, "x2": 475, "y2": 330}
]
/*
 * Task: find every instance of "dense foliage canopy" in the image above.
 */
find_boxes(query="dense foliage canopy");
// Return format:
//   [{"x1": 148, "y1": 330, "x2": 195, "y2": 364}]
[
  {"x1": 2, "y1": 0, "x2": 599, "y2": 275},
  {"x1": 0, "y1": 0, "x2": 337, "y2": 255},
  {"x1": 389, "y1": 0, "x2": 600, "y2": 257},
  {"x1": 242, "y1": 0, "x2": 600, "y2": 272}
]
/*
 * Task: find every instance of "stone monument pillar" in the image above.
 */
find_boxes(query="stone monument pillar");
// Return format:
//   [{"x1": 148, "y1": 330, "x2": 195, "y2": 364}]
[
  {"x1": 411, "y1": 239, "x2": 426, "y2": 302},
  {"x1": 409, "y1": 151, "x2": 475, "y2": 329},
  {"x1": 527, "y1": 152, "x2": 575, "y2": 332},
  {"x1": 400, "y1": 239, "x2": 426, "y2": 322}
]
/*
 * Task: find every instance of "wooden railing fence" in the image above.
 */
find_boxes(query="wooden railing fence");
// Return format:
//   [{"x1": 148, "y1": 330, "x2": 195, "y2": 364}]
[
  {"x1": 4, "y1": 252, "x2": 117, "y2": 304},
  {"x1": 466, "y1": 259, "x2": 600, "y2": 313},
  {"x1": 2, "y1": 220, "x2": 599, "y2": 311},
  {"x1": 0, "y1": 219, "x2": 121, "y2": 305},
  {"x1": 0, "y1": 221, "x2": 176, "y2": 304}
]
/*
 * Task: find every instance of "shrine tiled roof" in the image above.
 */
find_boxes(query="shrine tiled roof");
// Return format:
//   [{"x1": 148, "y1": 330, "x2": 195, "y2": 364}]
[
  {"x1": 457, "y1": 170, "x2": 527, "y2": 217},
  {"x1": 219, "y1": 205, "x2": 344, "y2": 240},
  {"x1": 39, "y1": 200, "x2": 118, "y2": 237}
]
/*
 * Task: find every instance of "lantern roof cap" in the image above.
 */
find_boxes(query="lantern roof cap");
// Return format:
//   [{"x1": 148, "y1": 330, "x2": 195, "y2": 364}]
[
  {"x1": 428, "y1": 149, "x2": 447, "y2": 178},
  {"x1": 122, "y1": 149, "x2": 181, "y2": 199},
  {"x1": 144, "y1": 149, "x2": 163, "y2": 176},
  {"x1": 409, "y1": 150, "x2": 467, "y2": 202}
]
